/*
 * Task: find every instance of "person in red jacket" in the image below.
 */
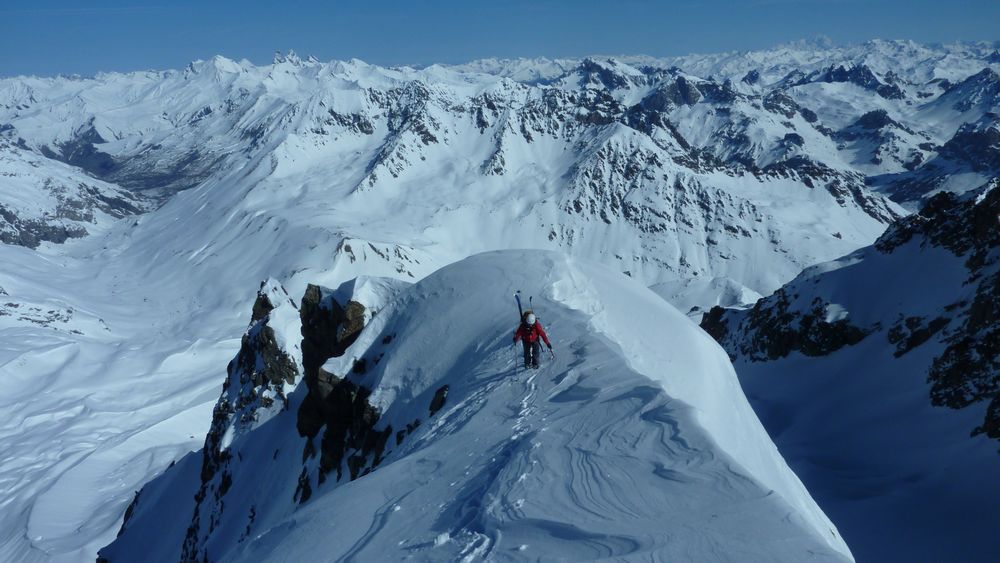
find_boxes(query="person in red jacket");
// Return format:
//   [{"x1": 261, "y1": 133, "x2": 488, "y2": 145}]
[{"x1": 513, "y1": 311, "x2": 553, "y2": 369}]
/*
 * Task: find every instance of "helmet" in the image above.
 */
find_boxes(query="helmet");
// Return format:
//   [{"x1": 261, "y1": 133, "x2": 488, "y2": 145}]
[{"x1": 525, "y1": 313, "x2": 536, "y2": 325}]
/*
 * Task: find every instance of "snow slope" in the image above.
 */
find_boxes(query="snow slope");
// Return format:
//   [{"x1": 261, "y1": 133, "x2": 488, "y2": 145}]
[
  {"x1": 0, "y1": 40, "x2": 996, "y2": 561},
  {"x1": 701, "y1": 181, "x2": 1000, "y2": 562},
  {"x1": 101, "y1": 250, "x2": 851, "y2": 562}
]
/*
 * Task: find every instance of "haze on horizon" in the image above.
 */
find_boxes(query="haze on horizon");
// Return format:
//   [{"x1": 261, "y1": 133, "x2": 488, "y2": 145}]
[{"x1": 1, "y1": 0, "x2": 998, "y2": 78}]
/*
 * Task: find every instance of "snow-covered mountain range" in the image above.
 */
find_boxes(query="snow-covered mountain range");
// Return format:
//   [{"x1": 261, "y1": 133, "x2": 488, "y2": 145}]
[{"x1": 0, "y1": 39, "x2": 997, "y2": 561}]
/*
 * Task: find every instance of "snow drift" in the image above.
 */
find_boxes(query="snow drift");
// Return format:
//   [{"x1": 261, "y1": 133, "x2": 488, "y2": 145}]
[{"x1": 100, "y1": 250, "x2": 851, "y2": 562}]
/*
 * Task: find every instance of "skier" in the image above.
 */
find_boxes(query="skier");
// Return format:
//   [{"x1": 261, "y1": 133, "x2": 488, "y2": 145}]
[{"x1": 513, "y1": 311, "x2": 553, "y2": 369}]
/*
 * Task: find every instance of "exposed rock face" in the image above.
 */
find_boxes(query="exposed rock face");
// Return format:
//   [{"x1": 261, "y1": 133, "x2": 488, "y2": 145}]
[
  {"x1": 0, "y1": 204, "x2": 87, "y2": 247},
  {"x1": 911, "y1": 187, "x2": 1000, "y2": 439},
  {"x1": 702, "y1": 181, "x2": 1000, "y2": 440},
  {"x1": 854, "y1": 109, "x2": 899, "y2": 131},
  {"x1": 641, "y1": 75, "x2": 703, "y2": 111},
  {"x1": 702, "y1": 287, "x2": 871, "y2": 362},
  {"x1": 178, "y1": 280, "x2": 299, "y2": 562},
  {"x1": 945, "y1": 68, "x2": 1000, "y2": 112},
  {"x1": 938, "y1": 116, "x2": 1000, "y2": 173},
  {"x1": 763, "y1": 91, "x2": 805, "y2": 119},
  {"x1": 429, "y1": 384, "x2": 449, "y2": 416},
  {"x1": 294, "y1": 283, "x2": 431, "y2": 485},
  {"x1": 742, "y1": 69, "x2": 761, "y2": 85},
  {"x1": 296, "y1": 283, "x2": 368, "y2": 436},
  {"x1": 249, "y1": 282, "x2": 276, "y2": 322},
  {"x1": 803, "y1": 64, "x2": 905, "y2": 99},
  {"x1": 103, "y1": 277, "x2": 447, "y2": 562},
  {"x1": 0, "y1": 137, "x2": 145, "y2": 248}
]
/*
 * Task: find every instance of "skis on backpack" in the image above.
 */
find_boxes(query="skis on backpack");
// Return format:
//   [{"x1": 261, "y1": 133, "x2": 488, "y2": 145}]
[
  {"x1": 514, "y1": 290, "x2": 535, "y2": 319},
  {"x1": 513, "y1": 291, "x2": 552, "y2": 371}
]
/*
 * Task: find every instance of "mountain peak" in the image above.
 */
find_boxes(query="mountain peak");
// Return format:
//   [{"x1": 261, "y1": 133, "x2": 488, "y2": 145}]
[
  {"x1": 575, "y1": 57, "x2": 647, "y2": 90},
  {"x1": 273, "y1": 49, "x2": 302, "y2": 66}
]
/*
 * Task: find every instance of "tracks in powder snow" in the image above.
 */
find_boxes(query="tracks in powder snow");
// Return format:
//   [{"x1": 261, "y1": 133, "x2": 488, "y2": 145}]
[
  {"x1": 278, "y1": 280, "x2": 845, "y2": 562},
  {"x1": 400, "y1": 337, "x2": 550, "y2": 561}
]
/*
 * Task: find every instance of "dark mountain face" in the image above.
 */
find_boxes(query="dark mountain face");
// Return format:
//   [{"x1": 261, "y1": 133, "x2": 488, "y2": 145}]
[
  {"x1": 938, "y1": 115, "x2": 1000, "y2": 173},
  {"x1": 703, "y1": 181, "x2": 1000, "y2": 440},
  {"x1": 700, "y1": 177, "x2": 1000, "y2": 561},
  {"x1": 797, "y1": 64, "x2": 905, "y2": 99}
]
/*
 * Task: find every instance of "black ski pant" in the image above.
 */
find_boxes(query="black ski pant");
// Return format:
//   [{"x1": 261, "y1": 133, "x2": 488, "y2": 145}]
[{"x1": 522, "y1": 340, "x2": 541, "y2": 368}]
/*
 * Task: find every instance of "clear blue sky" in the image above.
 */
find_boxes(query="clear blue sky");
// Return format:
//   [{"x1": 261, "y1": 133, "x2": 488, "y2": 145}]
[{"x1": 1, "y1": 0, "x2": 998, "y2": 77}]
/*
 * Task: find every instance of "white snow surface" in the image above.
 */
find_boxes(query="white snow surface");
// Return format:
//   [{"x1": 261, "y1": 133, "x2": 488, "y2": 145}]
[
  {"x1": 711, "y1": 187, "x2": 1000, "y2": 562},
  {"x1": 103, "y1": 250, "x2": 851, "y2": 562},
  {"x1": 0, "y1": 39, "x2": 996, "y2": 561}
]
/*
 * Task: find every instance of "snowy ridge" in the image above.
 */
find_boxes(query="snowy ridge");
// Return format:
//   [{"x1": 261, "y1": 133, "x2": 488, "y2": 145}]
[
  {"x1": 101, "y1": 251, "x2": 851, "y2": 562},
  {"x1": 0, "y1": 40, "x2": 997, "y2": 561}
]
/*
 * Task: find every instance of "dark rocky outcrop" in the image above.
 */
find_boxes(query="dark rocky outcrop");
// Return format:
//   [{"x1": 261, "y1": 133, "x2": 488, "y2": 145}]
[
  {"x1": 641, "y1": 76, "x2": 702, "y2": 111},
  {"x1": 874, "y1": 184, "x2": 999, "y2": 257},
  {"x1": 0, "y1": 137, "x2": 146, "y2": 248},
  {"x1": 803, "y1": 64, "x2": 905, "y2": 99},
  {"x1": 761, "y1": 91, "x2": 819, "y2": 124},
  {"x1": 326, "y1": 109, "x2": 375, "y2": 135},
  {"x1": 180, "y1": 281, "x2": 299, "y2": 562},
  {"x1": 928, "y1": 267, "x2": 1000, "y2": 438},
  {"x1": 945, "y1": 68, "x2": 1000, "y2": 112},
  {"x1": 291, "y1": 281, "x2": 453, "y2": 489},
  {"x1": 702, "y1": 290, "x2": 871, "y2": 362},
  {"x1": 294, "y1": 283, "x2": 403, "y2": 487},
  {"x1": 0, "y1": 203, "x2": 88, "y2": 248},
  {"x1": 887, "y1": 315, "x2": 951, "y2": 357},
  {"x1": 854, "y1": 109, "x2": 901, "y2": 131},
  {"x1": 109, "y1": 277, "x2": 451, "y2": 561},
  {"x1": 40, "y1": 124, "x2": 117, "y2": 177},
  {"x1": 937, "y1": 116, "x2": 1000, "y2": 173},
  {"x1": 698, "y1": 80, "x2": 739, "y2": 105},
  {"x1": 429, "y1": 385, "x2": 449, "y2": 416},
  {"x1": 922, "y1": 186, "x2": 1000, "y2": 439},
  {"x1": 579, "y1": 58, "x2": 639, "y2": 91},
  {"x1": 704, "y1": 182, "x2": 1000, "y2": 441}
]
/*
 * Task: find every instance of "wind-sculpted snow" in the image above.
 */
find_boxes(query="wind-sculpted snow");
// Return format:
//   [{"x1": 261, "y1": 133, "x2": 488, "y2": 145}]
[
  {"x1": 101, "y1": 251, "x2": 851, "y2": 562},
  {"x1": 0, "y1": 39, "x2": 997, "y2": 561}
]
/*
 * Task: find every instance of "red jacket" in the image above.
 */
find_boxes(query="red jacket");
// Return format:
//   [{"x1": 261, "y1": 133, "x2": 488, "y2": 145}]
[{"x1": 514, "y1": 321, "x2": 551, "y2": 347}]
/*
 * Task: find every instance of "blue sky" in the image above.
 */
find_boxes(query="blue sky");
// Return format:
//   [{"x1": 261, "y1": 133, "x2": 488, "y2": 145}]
[{"x1": 1, "y1": 0, "x2": 998, "y2": 77}]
